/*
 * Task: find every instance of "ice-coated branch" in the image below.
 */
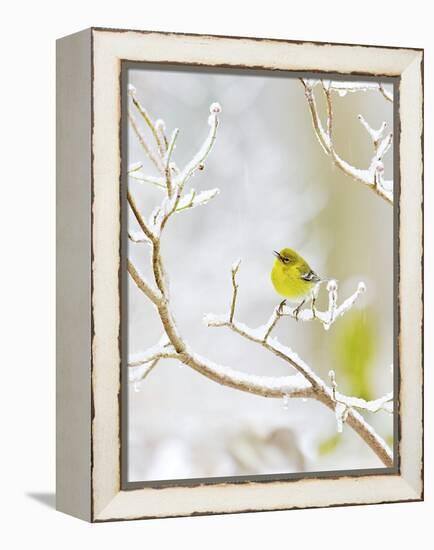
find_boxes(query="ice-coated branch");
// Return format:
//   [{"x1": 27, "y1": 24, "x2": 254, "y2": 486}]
[
  {"x1": 379, "y1": 84, "x2": 393, "y2": 103},
  {"x1": 130, "y1": 358, "x2": 160, "y2": 386},
  {"x1": 304, "y1": 79, "x2": 394, "y2": 101},
  {"x1": 128, "y1": 101, "x2": 222, "y2": 198},
  {"x1": 339, "y1": 391, "x2": 394, "y2": 414},
  {"x1": 287, "y1": 279, "x2": 365, "y2": 330},
  {"x1": 174, "y1": 188, "x2": 220, "y2": 213},
  {"x1": 127, "y1": 93, "x2": 393, "y2": 468},
  {"x1": 204, "y1": 264, "x2": 392, "y2": 466},
  {"x1": 247, "y1": 278, "x2": 365, "y2": 336},
  {"x1": 128, "y1": 336, "x2": 179, "y2": 385},
  {"x1": 155, "y1": 119, "x2": 168, "y2": 153},
  {"x1": 129, "y1": 260, "x2": 315, "y2": 399},
  {"x1": 176, "y1": 102, "x2": 222, "y2": 187},
  {"x1": 212, "y1": 264, "x2": 365, "y2": 339},
  {"x1": 128, "y1": 335, "x2": 175, "y2": 367},
  {"x1": 163, "y1": 128, "x2": 178, "y2": 198},
  {"x1": 128, "y1": 169, "x2": 166, "y2": 189},
  {"x1": 128, "y1": 84, "x2": 165, "y2": 157},
  {"x1": 300, "y1": 78, "x2": 393, "y2": 204},
  {"x1": 328, "y1": 370, "x2": 393, "y2": 434},
  {"x1": 128, "y1": 111, "x2": 164, "y2": 174}
]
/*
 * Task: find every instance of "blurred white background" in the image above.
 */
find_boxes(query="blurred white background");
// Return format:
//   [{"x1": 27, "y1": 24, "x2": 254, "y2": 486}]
[
  {"x1": 127, "y1": 68, "x2": 394, "y2": 481},
  {"x1": 2, "y1": 1, "x2": 432, "y2": 548}
]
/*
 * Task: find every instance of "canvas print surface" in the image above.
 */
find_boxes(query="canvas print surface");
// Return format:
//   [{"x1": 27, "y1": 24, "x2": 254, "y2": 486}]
[{"x1": 123, "y1": 65, "x2": 395, "y2": 484}]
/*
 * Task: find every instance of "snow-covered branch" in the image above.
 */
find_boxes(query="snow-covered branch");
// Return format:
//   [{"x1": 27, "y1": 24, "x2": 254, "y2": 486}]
[
  {"x1": 304, "y1": 79, "x2": 394, "y2": 101},
  {"x1": 176, "y1": 102, "x2": 221, "y2": 186},
  {"x1": 277, "y1": 279, "x2": 365, "y2": 332},
  {"x1": 301, "y1": 78, "x2": 393, "y2": 204},
  {"x1": 128, "y1": 111, "x2": 164, "y2": 174},
  {"x1": 174, "y1": 188, "x2": 220, "y2": 213},
  {"x1": 208, "y1": 264, "x2": 366, "y2": 337},
  {"x1": 328, "y1": 370, "x2": 393, "y2": 433},
  {"x1": 128, "y1": 230, "x2": 150, "y2": 244},
  {"x1": 127, "y1": 93, "x2": 393, "y2": 468},
  {"x1": 204, "y1": 264, "x2": 392, "y2": 464}
]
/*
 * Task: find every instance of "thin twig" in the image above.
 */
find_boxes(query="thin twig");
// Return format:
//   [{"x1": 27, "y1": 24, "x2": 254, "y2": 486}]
[
  {"x1": 229, "y1": 260, "x2": 241, "y2": 323},
  {"x1": 128, "y1": 230, "x2": 150, "y2": 244},
  {"x1": 300, "y1": 78, "x2": 393, "y2": 204},
  {"x1": 128, "y1": 171, "x2": 166, "y2": 189},
  {"x1": 128, "y1": 111, "x2": 164, "y2": 173},
  {"x1": 378, "y1": 83, "x2": 393, "y2": 103},
  {"x1": 133, "y1": 358, "x2": 160, "y2": 383},
  {"x1": 127, "y1": 260, "x2": 161, "y2": 306},
  {"x1": 155, "y1": 119, "x2": 168, "y2": 154},
  {"x1": 129, "y1": 89, "x2": 165, "y2": 156},
  {"x1": 263, "y1": 305, "x2": 284, "y2": 341},
  {"x1": 127, "y1": 190, "x2": 156, "y2": 244},
  {"x1": 164, "y1": 128, "x2": 179, "y2": 198}
]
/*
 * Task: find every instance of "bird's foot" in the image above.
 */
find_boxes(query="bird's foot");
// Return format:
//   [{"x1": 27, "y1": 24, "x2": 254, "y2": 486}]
[
  {"x1": 293, "y1": 299, "x2": 306, "y2": 321},
  {"x1": 311, "y1": 297, "x2": 317, "y2": 319},
  {"x1": 277, "y1": 299, "x2": 287, "y2": 315}
]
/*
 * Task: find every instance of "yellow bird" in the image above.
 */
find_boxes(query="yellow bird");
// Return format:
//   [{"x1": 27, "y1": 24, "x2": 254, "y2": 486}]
[{"x1": 271, "y1": 247, "x2": 321, "y2": 319}]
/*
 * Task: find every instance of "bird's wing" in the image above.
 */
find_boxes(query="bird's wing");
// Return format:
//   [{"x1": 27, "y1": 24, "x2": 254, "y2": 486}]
[
  {"x1": 298, "y1": 260, "x2": 321, "y2": 283},
  {"x1": 301, "y1": 270, "x2": 321, "y2": 283}
]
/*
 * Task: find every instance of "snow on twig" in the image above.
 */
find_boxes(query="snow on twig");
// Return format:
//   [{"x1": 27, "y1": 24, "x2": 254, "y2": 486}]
[
  {"x1": 128, "y1": 110, "x2": 164, "y2": 174},
  {"x1": 174, "y1": 188, "x2": 220, "y2": 212},
  {"x1": 128, "y1": 85, "x2": 165, "y2": 157},
  {"x1": 205, "y1": 264, "x2": 392, "y2": 436},
  {"x1": 338, "y1": 391, "x2": 394, "y2": 414},
  {"x1": 205, "y1": 264, "x2": 363, "y2": 385},
  {"x1": 128, "y1": 335, "x2": 173, "y2": 367},
  {"x1": 327, "y1": 370, "x2": 393, "y2": 433},
  {"x1": 304, "y1": 79, "x2": 394, "y2": 101},
  {"x1": 175, "y1": 102, "x2": 221, "y2": 187},
  {"x1": 128, "y1": 336, "x2": 177, "y2": 385},
  {"x1": 129, "y1": 170, "x2": 166, "y2": 188},
  {"x1": 300, "y1": 78, "x2": 394, "y2": 204},
  {"x1": 262, "y1": 279, "x2": 365, "y2": 333},
  {"x1": 128, "y1": 230, "x2": 151, "y2": 244}
]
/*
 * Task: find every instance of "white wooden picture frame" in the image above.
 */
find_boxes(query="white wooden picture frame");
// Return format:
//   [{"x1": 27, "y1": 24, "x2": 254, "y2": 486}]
[{"x1": 56, "y1": 27, "x2": 423, "y2": 522}]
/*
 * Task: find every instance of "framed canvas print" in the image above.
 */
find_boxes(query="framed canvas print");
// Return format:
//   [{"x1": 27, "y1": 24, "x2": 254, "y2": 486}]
[{"x1": 56, "y1": 28, "x2": 423, "y2": 522}]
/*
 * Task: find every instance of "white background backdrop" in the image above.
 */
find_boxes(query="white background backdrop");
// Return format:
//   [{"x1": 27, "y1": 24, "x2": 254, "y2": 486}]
[{"x1": 1, "y1": 1, "x2": 432, "y2": 548}]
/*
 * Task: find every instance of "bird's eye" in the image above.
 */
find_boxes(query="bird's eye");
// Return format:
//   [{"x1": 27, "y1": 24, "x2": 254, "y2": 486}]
[{"x1": 283, "y1": 257, "x2": 289, "y2": 264}]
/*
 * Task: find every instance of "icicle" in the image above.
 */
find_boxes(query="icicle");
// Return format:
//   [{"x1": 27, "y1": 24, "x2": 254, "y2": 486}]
[{"x1": 335, "y1": 402, "x2": 347, "y2": 433}]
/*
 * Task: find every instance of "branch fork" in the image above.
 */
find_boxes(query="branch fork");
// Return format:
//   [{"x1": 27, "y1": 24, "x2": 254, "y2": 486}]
[{"x1": 301, "y1": 78, "x2": 393, "y2": 203}]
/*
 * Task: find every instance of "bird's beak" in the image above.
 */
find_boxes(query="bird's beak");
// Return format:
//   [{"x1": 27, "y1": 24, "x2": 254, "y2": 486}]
[{"x1": 273, "y1": 250, "x2": 280, "y2": 259}]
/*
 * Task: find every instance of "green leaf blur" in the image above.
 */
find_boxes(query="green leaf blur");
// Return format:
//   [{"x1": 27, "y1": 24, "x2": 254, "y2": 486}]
[
  {"x1": 333, "y1": 308, "x2": 377, "y2": 401},
  {"x1": 318, "y1": 434, "x2": 341, "y2": 456}
]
